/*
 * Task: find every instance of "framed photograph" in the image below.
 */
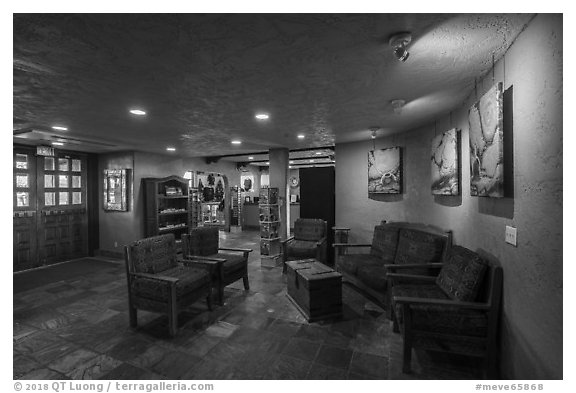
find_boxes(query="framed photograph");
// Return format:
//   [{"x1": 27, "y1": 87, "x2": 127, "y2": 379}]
[
  {"x1": 368, "y1": 147, "x2": 402, "y2": 194},
  {"x1": 103, "y1": 169, "x2": 129, "y2": 211},
  {"x1": 431, "y1": 128, "x2": 460, "y2": 195},
  {"x1": 244, "y1": 196, "x2": 251, "y2": 203},
  {"x1": 241, "y1": 174, "x2": 254, "y2": 192},
  {"x1": 469, "y1": 82, "x2": 504, "y2": 197}
]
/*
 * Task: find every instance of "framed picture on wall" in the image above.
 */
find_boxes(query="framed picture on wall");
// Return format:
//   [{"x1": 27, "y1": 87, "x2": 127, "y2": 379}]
[
  {"x1": 103, "y1": 169, "x2": 129, "y2": 211},
  {"x1": 469, "y1": 82, "x2": 504, "y2": 197},
  {"x1": 368, "y1": 147, "x2": 402, "y2": 194},
  {"x1": 240, "y1": 174, "x2": 254, "y2": 192},
  {"x1": 431, "y1": 128, "x2": 460, "y2": 195}
]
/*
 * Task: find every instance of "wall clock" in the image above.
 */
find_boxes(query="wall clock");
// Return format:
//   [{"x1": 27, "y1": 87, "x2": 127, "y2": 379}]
[{"x1": 289, "y1": 176, "x2": 299, "y2": 188}]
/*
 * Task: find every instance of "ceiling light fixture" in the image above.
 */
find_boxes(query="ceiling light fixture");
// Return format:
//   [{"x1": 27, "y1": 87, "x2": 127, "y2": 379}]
[
  {"x1": 297, "y1": 134, "x2": 305, "y2": 139},
  {"x1": 166, "y1": 147, "x2": 176, "y2": 151},
  {"x1": 266, "y1": 162, "x2": 270, "y2": 165},
  {"x1": 248, "y1": 156, "x2": 254, "y2": 160},
  {"x1": 315, "y1": 152, "x2": 322, "y2": 155},
  {"x1": 51, "y1": 126, "x2": 68, "y2": 131},
  {"x1": 309, "y1": 159, "x2": 315, "y2": 163},
  {"x1": 390, "y1": 99, "x2": 406, "y2": 114},
  {"x1": 52, "y1": 141, "x2": 64, "y2": 146},
  {"x1": 231, "y1": 140, "x2": 242, "y2": 145},
  {"x1": 255, "y1": 113, "x2": 269, "y2": 120},
  {"x1": 129, "y1": 109, "x2": 146, "y2": 116},
  {"x1": 289, "y1": 161, "x2": 294, "y2": 164},
  {"x1": 389, "y1": 32, "x2": 412, "y2": 62}
]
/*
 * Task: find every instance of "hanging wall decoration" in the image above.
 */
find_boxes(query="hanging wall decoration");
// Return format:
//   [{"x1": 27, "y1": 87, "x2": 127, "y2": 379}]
[
  {"x1": 103, "y1": 169, "x2": 129, "y2": 211},
  {"x1": 431, "y1": 128, "x2": 459, "y2": 195},
  {"x1": 368, "y1": 147, "x2": 401, "y2": 194},
  {"x1": 469, "y1": 82, "x2": 504, "y2": 197}
]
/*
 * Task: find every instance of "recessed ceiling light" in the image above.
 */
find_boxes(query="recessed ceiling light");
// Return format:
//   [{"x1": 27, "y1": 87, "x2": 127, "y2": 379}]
[
  {"x1": 309, "y1": 159, "x2": 315, "y2": 163},
  {"x1": 130, "y1": 109, "x2": 146, "y2": 116},
  {"x1": 315, "y1": 152, "x2": 322, "y2": 155},
  {"x1": 52, "y1": 141, "x2": 64, "y2": 146},
  {"x1": 166, "y1": 147, "x2": 176, "y2": 152},
  {"x1": 289, "y1": 166, "x2": 293, "y2": 169},
  {"x1": 266, "y1": 162, "x2": 270, "y2": 165},
  {"x1": 297, "y1": 134, "x2": 305, "y2": 139},
  {"x1": 51, "y1": 126, "x2": 68, "y2": 131},
  {"x1": 289, "y1": 161, "x2": 294, "y2": 164},
  {"x1": 248, "y1": 156, "x2": 254, "y2": 160},
  {"x1": 255, "y1": 113, "x2": 269, "y2": 120},
  {"x1": 231, "y1": 140, "x2": 242, "y2": 145}
]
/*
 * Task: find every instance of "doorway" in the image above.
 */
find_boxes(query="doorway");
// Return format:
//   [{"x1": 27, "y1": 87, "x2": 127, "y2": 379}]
[
  {"x1": 299, "y1": 166, "x2": 336, "y2": 265},
  {"x1": 13, "y1": 146, "x2": 90, "y2": 272}
]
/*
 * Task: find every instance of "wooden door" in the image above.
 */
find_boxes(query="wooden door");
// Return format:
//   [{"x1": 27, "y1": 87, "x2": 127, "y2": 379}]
[{"x1": 13, "y1": 147, "x2": 89, "y2": 272}]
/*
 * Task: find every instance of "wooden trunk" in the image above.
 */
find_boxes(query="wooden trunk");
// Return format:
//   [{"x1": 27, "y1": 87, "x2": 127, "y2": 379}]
[{"x1": 286, "y1": 259, "x2": 342, "y2": 322}]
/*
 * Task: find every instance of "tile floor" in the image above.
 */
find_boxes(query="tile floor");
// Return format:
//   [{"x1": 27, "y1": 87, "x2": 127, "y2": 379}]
[{"x1": 13, "y1": 229, "x2": 483, "y2": 380}]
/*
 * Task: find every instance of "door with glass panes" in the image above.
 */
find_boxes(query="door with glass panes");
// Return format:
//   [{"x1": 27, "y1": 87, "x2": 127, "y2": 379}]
[{"x1": 13, "y1": 147, "x2": 88, "y2": 272}]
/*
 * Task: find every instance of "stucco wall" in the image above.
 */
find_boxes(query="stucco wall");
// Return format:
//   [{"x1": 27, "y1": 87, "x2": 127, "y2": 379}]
[
  {"x1": 98, "y1": 151, "x2": 240, "y2": 254},
  {"x1": 335, "y1": 14, "x2": 562, "y2": 379}
]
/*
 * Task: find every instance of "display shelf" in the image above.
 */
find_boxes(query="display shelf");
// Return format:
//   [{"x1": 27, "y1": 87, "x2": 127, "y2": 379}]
[
  {"x1": 143, "y1": 175, "x2": 191, "y2": 246},
  {"x1": 259, "y1": 187, "x2": 281, "y2": 267}
]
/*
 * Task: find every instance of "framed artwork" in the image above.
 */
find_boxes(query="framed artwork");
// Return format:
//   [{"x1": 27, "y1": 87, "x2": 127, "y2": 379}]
[
  {"x1": 469, "y1": 82, "x2": 504, "y2": 197},
  {"x1": 103, "y1": 169, "x2": 129, "y2": 211},
  {"x1": 240, "y1": 174, "x2": 254, "y2": 192},
  {"x1": 368, "y1": 147, "x2": 401, "y2": 194},
  {"x1": 431, "y1": 128, "x2": 460, "y2": 195}
]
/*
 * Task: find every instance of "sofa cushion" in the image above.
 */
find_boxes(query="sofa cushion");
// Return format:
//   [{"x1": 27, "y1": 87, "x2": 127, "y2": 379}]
[
  {"x1": 129, "y1": 234, "x2": 177, "y2": 274},
  {"x1": 286, "y1": 239, "x2": 317, "y2": 259},
  {"x1": 370, "y1": 225, "x2": 401, "y2": 263},
  {"x1": 294, "y1": 219, "x2": 326, "y2": 241},
  {"x1": 209, "y1": 253, "x2": 247, "y2": 274},
  {"x1": 393, "y1": 228, "x2": 447, "y2": 274},
  {"x1": 131, "y1": 265, "x2": 210, "y2": 302},
  {"x1": 336, "y1": 254, "x2": 383, "y2": 276},
  {"x1": 392, "y1": 284, "x2": 449, "y2": 324},
  {"x1": 436, "y1": 246, "x2": 487, "y2": 301},
  {"x1": 356, "y1": 265, "x2": 388, "y2": 292}
]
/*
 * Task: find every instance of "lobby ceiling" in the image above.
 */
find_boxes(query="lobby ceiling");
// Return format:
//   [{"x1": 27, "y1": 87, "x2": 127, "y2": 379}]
[{"x1": 13, "y1": 13, "x2": 534, "y2": 157}]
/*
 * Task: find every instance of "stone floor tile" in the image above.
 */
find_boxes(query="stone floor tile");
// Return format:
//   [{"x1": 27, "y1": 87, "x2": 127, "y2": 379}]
[
  {"x1": 315, "y1": 344, "x2": 354, "y2": 369},
  {"x1": 281, "y1": 337, "x2": 321, "y2": 362}
]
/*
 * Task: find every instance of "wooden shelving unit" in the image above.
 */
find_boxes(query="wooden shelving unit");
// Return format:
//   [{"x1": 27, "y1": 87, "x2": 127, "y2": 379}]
[{"x1": 143, "y1": 175, "x2": 191, "y2": 247}]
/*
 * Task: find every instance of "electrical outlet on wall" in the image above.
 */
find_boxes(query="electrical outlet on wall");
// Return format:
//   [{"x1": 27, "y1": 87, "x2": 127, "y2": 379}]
[{"x1": 505, "y1": 226, "x2": 517, "y2": 246}]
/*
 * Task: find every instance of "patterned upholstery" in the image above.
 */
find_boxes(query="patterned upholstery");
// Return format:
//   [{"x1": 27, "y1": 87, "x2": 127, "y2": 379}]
[
  {"x1": 391, "y1": 284, "x2": 449, "y2": 325},
  {"x1": 293, "y1": 218, "x2": 326, "y2": 241},
  {"x1": 185, "y1": 227, "x2": 219, "y2": 256},
  {"x1": 436, "y1": 246, "x2": 488, "y2": 301},
  {"x1": 356, "y1": 265, "x2": 389, "y2": 292},
  {"x1": 131, "y1": 265, "x2": 210, "y2": 303},
  {"x1": 394, "y1": 228, "x2": 447, "y2": 274},
  {"x1": 370, "y1": 224, "x2": 401, "y2": 263},
  {"x1": 336, "y1": 254, "x2": 383, "y2": 276},
  {"x1": 128, "y1": 234, "x2": 177, "y2": 274},
  {"x1": 286, "y1": 239, "x2": 317, "y2": 258}
]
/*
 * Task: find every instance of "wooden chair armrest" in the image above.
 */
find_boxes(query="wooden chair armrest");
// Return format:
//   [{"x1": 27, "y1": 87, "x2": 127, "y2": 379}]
[
  {"x1": 316, "y1": 237, "x2": 327, "y2": 247},
  {"x1": 130, "y1": 272, "x2": 179, "y2": 284},
  {"x1": 184, "y1": 255, "x2": 227, "y2": 263},
  {"x1": 181, "y1": 257, "x2": 220, "y2": 267},
  {"x1": 394, "y1": 296, "x2": 491, "y2": 310},
  {"x1": 332, "y1": 243, "x2": 371, "y2": 248},
  {"x1": 332, "y1": 227, "x2": 351, "y2": 231},
  {"x1": 219, "y1": 247, "x2": 253, "y2": 253},
  {"x1": 386, "y1": 273, "x2": 437, "y2": 284},
  {"x1": 281, "y1": 236, "x2": 295, "y2": 245},
  {"x1": 384, "y1": 263, "x2": 444, "y2": 270}
]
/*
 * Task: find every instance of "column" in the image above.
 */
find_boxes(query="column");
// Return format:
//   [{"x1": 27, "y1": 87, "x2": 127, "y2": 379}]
[{"x1": 269, "y1": 148, "x2": 289, "y2": 239}]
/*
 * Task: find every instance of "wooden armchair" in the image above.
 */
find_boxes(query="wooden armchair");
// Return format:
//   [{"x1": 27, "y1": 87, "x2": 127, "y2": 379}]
[
  {"x1": 281, "y1": 218, "x2": 327, "y2": 273},
  {"x1": 124, "y1": 233, "x2": 212, "y2": 337},
  {"x1": 182, "y1": 227, "x2": 252, "y2": 305},
  {"x1": 387, "y1": 245, "x2": 503, "y2": 378}
]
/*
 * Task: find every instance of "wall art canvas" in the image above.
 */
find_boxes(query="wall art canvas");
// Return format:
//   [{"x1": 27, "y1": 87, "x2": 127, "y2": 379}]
[
  {"x1": 103, "y1": 169, "x2": 129, "y2": 211},
  {"x1": 431, "y1": 128, "x2": 459, "y2": 195},
  {"x1": 469, "y1": 82, "x2": 504, "y2": 197},
  {"x1": 240, "y1": 174, "x2": 254, "y2": 192},
  {"x1": 368, "y1": 147, "x2": 401, "y2": 194}
]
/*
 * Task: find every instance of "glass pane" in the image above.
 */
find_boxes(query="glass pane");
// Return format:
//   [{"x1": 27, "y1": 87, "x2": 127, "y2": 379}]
[
  {"x1": 58, "y1": 158, "x2": 69, "y2": 171},
  {"x1": 59, "y1": 192, "x2": 69, "y2": 205},
  {"x1": 45, "y1": 157, "x2": 55, "y2": 171},
  {"x1": 45, "y1": 192, "x2": 56, "y2": 206},
  {"x1": 16, "y1": 154, "x2": 28, "y2": 169},
  {"x1": 16, "y1": 192, "x2": 29, "y2": 207},
  {"x1": 72, "y1": 192, "x2": 82, "y2": 204},
  {"x1": 16, "y1": 175, "x2": 28, "y2": 188},
  {"x1": 58, "y1": 175, "x2": 69, "y2": 188},
  {"x1": 72, "y1": 159, "x2": 81, "y2": 172},
  {"x1": 72, "y1": 175, "x2": 81, "y2": 188},
  {"x1": 44, "y1": 175, "x2": 55, "y2": 188}
]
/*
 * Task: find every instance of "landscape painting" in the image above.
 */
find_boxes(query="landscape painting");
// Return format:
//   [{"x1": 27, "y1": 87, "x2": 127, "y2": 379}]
[
  {"x1": 431, "y1": 128, "x2": 459, "y2": 195},
  {"x1": 469, "y1": 82, "x2": 504, "y2": 197},
  {"x1": 368, "y1": 147, "x2": 401, "y2": 194}
]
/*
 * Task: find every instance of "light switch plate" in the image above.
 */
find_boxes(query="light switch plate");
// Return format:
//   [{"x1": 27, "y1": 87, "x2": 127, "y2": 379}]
[{"x1": 505, "y1": 226, "x2": 517, "y2": 246}]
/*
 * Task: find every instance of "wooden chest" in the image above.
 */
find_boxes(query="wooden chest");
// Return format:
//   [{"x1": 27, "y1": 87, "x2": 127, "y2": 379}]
[{"x1": 286, "y1": 259, "x2": 342, "y2": 322}]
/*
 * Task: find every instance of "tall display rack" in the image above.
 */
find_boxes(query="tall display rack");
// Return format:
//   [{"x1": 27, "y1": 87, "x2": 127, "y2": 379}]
[{"x1": 259, "y1": 187, "x2": 281, "y2": 267}]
